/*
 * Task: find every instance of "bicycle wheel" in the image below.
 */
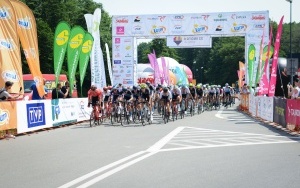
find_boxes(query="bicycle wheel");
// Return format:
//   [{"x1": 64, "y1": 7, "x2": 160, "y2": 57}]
[
  {"x1": 190, "y1": 102, "x2": 194, "y2": 117},
  {"x1": 90, "y1": 111, "x2": 95, "y2": 127},
  {"x1": 198, "y1": 103, "x2": 201, "y2": 115}
]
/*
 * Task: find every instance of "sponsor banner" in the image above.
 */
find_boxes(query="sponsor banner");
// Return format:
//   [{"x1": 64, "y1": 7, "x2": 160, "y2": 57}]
[
  {"x1": 112, "y1": 11, "x2": 269, "y2": 37},
  {"x1": 273, "y1": 97, "x2": 287, "y2": 127},
  {"x1": 249, "y1": 94, "x2": 256, "y2": 116},
  {"x1": 167, "y1": 35, "x2": 212, "y2": 48},
  {"x1": 0, "y1": 101, "x2": 17, "y2": 131},
  {"x1": 17, "y1": 100, "x2": 52, "y2": 134},
  {"x1": 112, "y1": 37, "x2": 134, "y2": 86},
  {"x1": 51, "y1": 99, "x2": 78, "y2": 126},
  {"x1": 256, "y1": 96, "x2": 262, "y2": 118},
  {"x1": 286, "y1": 100, "x2": 300, "y2": 128},
  {"x1": 260, "y1": 96, "x2": 273, "y2": 122},
  {"x1": 74, "y1": 98, "x2": 92, "y2": 122}
]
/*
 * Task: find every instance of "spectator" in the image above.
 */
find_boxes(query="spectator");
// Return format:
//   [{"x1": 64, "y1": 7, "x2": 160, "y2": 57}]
[
  {"x1": 240, "y1": 83, "x2": 249, "y2": 94},
  {"x1": 0, "y1": 81, "x2": 22, "y2": 101},
  {"x1": 52, "y1": 83, "x2": 69, "y2": 99},
  {"x1": 0, "y1": 81, "x2": 22, "y2": 139},
  {"x1": 61, "y1": 81, "x2": 71, "y2": 98},
  {"x1": 254, "y1": 83, "x2": 260, "y2": 96},
  {"x1": 288, "y1": 77, "x2": 300, "y2": 100},
  {"x1": 30, "y1": 78, "x2": 48, "y2": 100}
]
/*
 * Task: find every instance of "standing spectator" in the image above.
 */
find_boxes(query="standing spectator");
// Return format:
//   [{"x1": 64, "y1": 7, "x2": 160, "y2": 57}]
[
  {"x1": 30, "y1": 78, "x2": 48, "y2": 100},
  {"x1": 61, "y1": 81, "x2": 71, "y2": 98},
  {"x1": 240, "y1": 83, "x2": 250, "y2": 94},
  {"x1": 52, "y1": 83, "x2": 69, "y2": 99},
  {"x1": 0, "y1": 81, "x2": 22, "y2": 139},
  {"x1": 288, "y1": 77, "x2": 300, "y2": 100}
]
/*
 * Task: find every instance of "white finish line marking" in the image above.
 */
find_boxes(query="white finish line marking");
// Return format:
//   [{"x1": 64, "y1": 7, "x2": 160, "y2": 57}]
[{"x1": 59, "y1": 126, "x2": 298, "y2": 188}]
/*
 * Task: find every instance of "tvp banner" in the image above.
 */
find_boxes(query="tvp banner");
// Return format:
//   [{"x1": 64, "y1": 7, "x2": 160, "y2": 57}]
[
  {"x1": 54, "y1": 21, "x2": 71, "y2": 84},
  {"x1": 0, "y1": 0, "x2": 23, "y2": 94},
  {"x1": 67, "y1": 26, "x2": 86, "y2": 95},
  {"x1": 0, "y1": 101, "x2": 17, "y2": 131},
  {"x1": 10, "y1": 0, "x2": 45, "y2": 97},
  {"x1": 17, "y1": 100, "x2": 52, "y2": 134}
]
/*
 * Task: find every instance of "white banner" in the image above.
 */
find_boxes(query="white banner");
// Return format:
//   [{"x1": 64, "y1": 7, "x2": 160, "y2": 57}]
[
  {"x1": 167, "y1": 35, "x2": 212, "y2": 48},
  {"x1": 51, "y1": 99, "x2": 78, "y2": 126},
  {"x1": 260, "y1": 96, "x2": 274, "y2": 122},
  {"x1": 105, "y1": 43, "x2": 113, "y2": 86},
  {"x1": 249, "y1": 94, "x2": 256, "y2": 116},
  {"x1": 17, "y1": 100, "x2": 53, "y2": 134},
  {"x1": 112, "y1": 37, "x2": 134, "y2": 87},
  {"x1": 74, "y1": 98, "x2": 93, "y2": 122}
]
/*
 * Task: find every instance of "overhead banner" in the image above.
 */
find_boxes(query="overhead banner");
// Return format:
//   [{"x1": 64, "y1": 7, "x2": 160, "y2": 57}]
[
  {"x1": 53, "y1": 21, "x2": 71, "y2": 84},
  {"x1": 167, "y1": 35, "x2": 212, "y2": 48},
  {"x1": 79, "y1": 33, "x2": 93, "y2": 88},
  {"x1": 67, "y1": 26, "x2": 85, "y2": 95},
  {"x1": 10, "y1": 0, "x2": 44, "y2": 97},
  {"x1": 0, "y1": 0, "x2": 23, "y2": 93}
]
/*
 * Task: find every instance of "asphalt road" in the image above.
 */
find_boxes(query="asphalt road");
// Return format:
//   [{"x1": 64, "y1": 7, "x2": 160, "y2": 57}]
[{"x1": 1, "y1": 104, "x2": 300, "y2": 188}]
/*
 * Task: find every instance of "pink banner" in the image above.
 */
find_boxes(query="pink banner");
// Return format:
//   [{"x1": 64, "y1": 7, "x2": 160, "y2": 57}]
[
  {"x1": 162, "y1": 57, "x2": 169, "y2": 85},
  {"x1": 286, "y1": 100, "x2": 300, "y2": 129},
  {"x1": 259, "y1": 25, "x2": 273, "y2": 95},
  {"x1": 268, "y1": 16, "x2": 284, "y2": 97},
  {"x1": 148, "y1": 51, "x2": 160, "y2": 86}
]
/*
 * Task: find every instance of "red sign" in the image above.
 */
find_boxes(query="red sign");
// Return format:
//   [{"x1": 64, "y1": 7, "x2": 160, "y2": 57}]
[{"x1": 286, "y1": 100, "x2": 300, "y2": 126}]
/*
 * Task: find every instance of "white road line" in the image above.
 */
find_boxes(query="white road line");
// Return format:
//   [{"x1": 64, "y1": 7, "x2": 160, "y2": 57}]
[
  {"x1": 76, "y1": 152, "x2": 158, "y2": 188},
  {"x1": 58, "y1": 151, "x2": 146, "y2": 188},
  {"x1": 159, "y1": 140, "x2": 298, "y2": 152},
  {"x1": 146, "y1": 126, "x2": 185, "y2": 152},
  {"x1": 167, "y1": 142, "x2": 193, "y2": 147}
]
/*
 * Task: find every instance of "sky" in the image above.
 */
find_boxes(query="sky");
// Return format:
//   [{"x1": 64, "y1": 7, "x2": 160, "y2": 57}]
[{"x1": 95, "y1": 0, "x2": 299, "y2": 23}]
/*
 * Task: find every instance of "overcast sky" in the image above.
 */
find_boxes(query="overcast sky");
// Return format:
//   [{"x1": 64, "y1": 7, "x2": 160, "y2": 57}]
[{"x1": 95, "y1": 0, "x2": 299, "y2": 23}]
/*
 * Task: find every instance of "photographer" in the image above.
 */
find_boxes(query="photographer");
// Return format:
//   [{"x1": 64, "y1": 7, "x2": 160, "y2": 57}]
[{"x1": 61, "y1": 81, "x2": 71, "y2": 98}]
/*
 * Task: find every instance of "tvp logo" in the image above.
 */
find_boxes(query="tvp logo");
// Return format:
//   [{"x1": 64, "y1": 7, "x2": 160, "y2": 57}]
[{"x1": 26, "y1": 103, "x2": 46, "y2": 128}]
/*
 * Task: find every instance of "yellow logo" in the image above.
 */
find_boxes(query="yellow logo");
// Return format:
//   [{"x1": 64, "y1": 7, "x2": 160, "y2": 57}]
[
  {"x1": 70, "y1": 34, "x2": 84, "y2": 49},
  {"x1": 82, "y1": 40, "x2": 93, "y2": 53},
  {"x1": 56, "y1": 30, "x2": 69, "y2": 46},
  {"x1": 249, "y1": 49, "x2": 255, "y2": 61}
]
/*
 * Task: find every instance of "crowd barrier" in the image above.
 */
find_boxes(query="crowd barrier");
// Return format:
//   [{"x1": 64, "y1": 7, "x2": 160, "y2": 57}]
[
  {"x1": 240, "y1": 94, "x2": 300, "y2": 132},
  {"x1": 0, "y1": 98, "x2": 92, "y2": 137}
]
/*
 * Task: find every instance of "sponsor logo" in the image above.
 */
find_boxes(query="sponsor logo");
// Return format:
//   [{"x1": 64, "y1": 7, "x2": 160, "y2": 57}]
[
  {"x1": 120, "y1": 69, "x2": 124, "y2": 73},
  {"x1": 192, "y1": 24, "x2": 208, "y2": 34},
  {"x1": 18, "y1": 17, "x2": 32, "y2": 29},
  {"x1": 27, "y1": 103, "x2": 46, "y2": 128},
  {"x1": 126, "y1": 70, "x2": 132, "y2": 73},
  {"x1": 114, "y1": 45, "x2": 120, "y2": 51},
  {"x1": 123, "y1": 60, "x2": 132, "y2": 63},
  {"x1": 126, "y1": 74, "x2": 131, "y2": 77},
  {"x1": 116, "y1": 26, "x2": 125, "y2": 35},
  {"x1": 115, "y1": 38, "x2": 121, "y2": 44},
  {"x1": 114, "y1": 60, "x2": 121, "y2": 64},
  {"x1": 56, "y1": 30, "x2": 69, "y2": 46},
  {"x1": 173, "y1": 15, "x2": 184, "y2": 20},
  {"x1": 116, "y1": 18, "x2": 128, "y2": 23},
  {"x1": 215, "y1": 25, "x2": 223, "y2": 31},
  {"x1": 134, "y1": 16, "x2": 141, "y2": 22},
  {"x1": 133, "y1": 25, "x2": 142, "y2": 32},
  {"x1": 0, "y1": 39, "x2": 14, "y2": 51},
  {"x1": 252, "y1": 14, "x2": 266, "y2": 20},
  {"x1": 275, "y1": 107, "x2": 285, "y2": 116},
  {"x1": 0, "y1": 109, "x2": 9, "y2": 126},
  {"x1": 173, "y1": 36, "x2": 182, "y2": 45},
  {"x1": 0, "y1": 7, "x2": 10, "y2": 20},
  {"x1": 150, "y1": 25, "x2": 167, "y2": 34},
  {"x1": 147, "y1": 17, "x2": 158, "y2": 21},
  {"x1": 288, "y1": 107, "x2": 300, "y2": 117},
  {"x1": 231, "y1": 14, "x2": 247, "y2": 20},
  {"x1": 114, "y1": 53, "x2": 121, "y2": 58},
  {"x1": 23, "y1": 48, "x2": 37, "y2": 59},
  {"x1": 214, "y1": 14, "x2": 227, "y2": 21},
  {"x1": 124, "y1": 39, "x2": 132, "y2": 43},
  {"x1": 201, "y1": 15, "x2": 210, "y2": 21},
  {"x1": 125, "y1": 54, "x2": 132, "y2": 58},
  {"x1": 125, "y1": 45, "x2": 131, "y2": 50},
  {"x1": 191, "y1": 16, "x2": 201, "y2": 19},
  {"x1": 253, "y1": 23, "x2": 265, "y2": 29},
  {"x1": 34, "y1": 76, "x2": 43, "y2": 86},
  {"x1": 123, "y1": 81, "x2": 133, "y2": 84},
  {"x1": 70, "y1": 34, "x2": 84, "y2": 49},
  {"x1": 2, "y1": 70, "x2": 18, "y2": 82},
  {"x1": 158, "y1": 16, "x2": 166, "y2": 22},
  {"x1": 231, "y1": 23, "x2": 247, "y2": 32}
]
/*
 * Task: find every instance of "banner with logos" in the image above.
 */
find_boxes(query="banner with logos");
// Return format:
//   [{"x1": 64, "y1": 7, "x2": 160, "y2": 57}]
[
  {"x1": 260, "y1": 96, "x2": 273, "y2": 122},
  {"x1": 249, "y1": 94, "x2": 256, "y2": 116},
  {"x1": 74, "y1": 98, "x2": 92, "y2": 122},
  {"x1": 10, "y1": 0, "x2": 45, "y2": 97},
  {"x1": 112, "y1": 37, "x2": 134, "y2": 87},
  {"x1": 167, "y1": 35, "x2": 212, "y2": 48},
  {"x1": 0, "y1": 101, "x2": 17, "y2": 131},
  {"x1": 51, "y1": 99, "x2": 78, "y2": 126},
  {"x1": 286, "y1": 99, "x2": 300, "y2": 130},
  {"x1": 273, "y1": 98, "x2": 287, "y2": 127},
  {"x1": 0, "y1": 0, "x2": 23, "y2": 94},
  {"x1": 17, "y1": 100, "x2": 52, "y2": 134}
]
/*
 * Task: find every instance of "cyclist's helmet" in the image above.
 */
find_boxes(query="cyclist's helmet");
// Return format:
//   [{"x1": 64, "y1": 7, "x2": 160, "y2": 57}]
[
  {"x1": 122, "y1": 88, "x2": 127, "y2": 93},
  {"x1": 146, "y1": 81, "x2": 150, "y2": 86},
  {"x1": 103, "y1": 87, "x2": 108, "y2": 91},
  {"x1": 108, "y1": 86, "x2": 112, "y2": 90},
  {"x1": 189, "y1": 83, "x2": 194, "y2": 87},
  {"x1": 196, "y1": 84, "x2": 201, "y2": 89},
  {"x1": 140, "y1": 83, "x2": 147, "y2": 89},
  {"x1": 182, "y1": 85, "x2": 188, "y2": 89},
  {"x1": 91, "y1": 85, "x2": 96, "y2": 91},
  {"x1": 163, "y1": 87, "x2": 168, "y2": 92},
  {"x1": 133, "y1": 86, "x2": 137, "y2": 90},
  {"x1": 225, "y1": 83, "x2": 229, "y2": 86}
]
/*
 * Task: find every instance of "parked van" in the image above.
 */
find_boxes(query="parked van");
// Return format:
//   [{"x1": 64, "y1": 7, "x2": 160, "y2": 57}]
[{"x1": 23, "y1": 74, "x2": 78, "y2": 100}]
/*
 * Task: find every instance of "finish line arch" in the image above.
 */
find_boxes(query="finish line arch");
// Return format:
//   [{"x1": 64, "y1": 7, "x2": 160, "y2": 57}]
[{"x1": 111, "y1": 11, "x2": 269, "y2": 87}]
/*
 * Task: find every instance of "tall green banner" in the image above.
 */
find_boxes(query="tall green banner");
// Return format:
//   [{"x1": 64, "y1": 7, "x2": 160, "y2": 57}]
[
  {"x1": 67, "y1": 26, "x2": 86, "y2": 95},
  {"x1": 79, "y1": 33, "x2": 94, "y2": 90},
  {"x1": 247, "y1": 44, "x2": 256, "y2": 88},
  {"x1": 54, "y1": 21, "x2": 71, "y2": 84},
  {"x1": 255, "y1": 45, "x2": 274, "y2": 85}
]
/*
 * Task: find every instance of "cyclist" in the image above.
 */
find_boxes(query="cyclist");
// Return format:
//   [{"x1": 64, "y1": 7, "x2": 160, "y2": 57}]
[
  {"x1": 122, "y1": 88, "x2": 134, "y2": 121},
  {"x1": 224, "y1": 83, "x2": 231, "y2": 106},
  {"x1": 140, "y1": 83, "x2": 153, "y2": 121},
  {"x1": 146, "y1": 81, "x2": 155, "y2": 115},
  {"x1": 87, "y1": 85, "x2": 103, "y2": 118},
  {"x1": 103, "y1": 87, "x2": 111, "y2": 115},
  {"x1": 159, "y1": 86, "x2": 172, "y2": 115},
  {"x1": 208, "y1": 85, "x2": 216, "y2": 106},
  {"x1": 196, "y1": 84, "x2": 204, "y2": 112},
  {"x1": 214, "y1": 85, "x2": 220, "y2": 107},
  {"x1": 188, "y1": 83, "x2": 197, "y2": 111},
  {"x1": 181, "y1": 85, "x2": 190, "y2": 114},
  {"x1": 171, "y1": 85, "x2": 182, "y2": 114}
]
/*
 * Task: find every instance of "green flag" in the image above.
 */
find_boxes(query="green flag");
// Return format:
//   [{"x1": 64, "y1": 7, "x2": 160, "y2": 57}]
[
  {"x1": 247, "y1": 44, "x2": 256, "y2": 88},
  {"x1": 255, "y1": 45, "x2": 274, "y2": 85},
  {"x1": 54, "y1": 21, "x2": 71, "y2": 84},
  {"x1": 67, "y1": 26, "x2": 86, "y2": 95},
  {"x1": 79, "y1": 33, "x2": 94, "y2": 88}
]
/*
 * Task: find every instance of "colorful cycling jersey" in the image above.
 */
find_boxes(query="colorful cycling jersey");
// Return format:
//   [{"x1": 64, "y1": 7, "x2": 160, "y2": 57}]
[
  {"x1": 209, "y1": 88, "x2": 216, "y2": 95},
  {"x1": 88, "y1": 89, "x2": 102, "y2": 105},
  {"x1": 224, "y1": 86, "x2": 230, "y2": 93},
  {"x1": 160, "y1": 90, "x2": 172, "y2": 100},
  {"x1": 196, "y1": 88, "x2": 203, "y2": 97}
]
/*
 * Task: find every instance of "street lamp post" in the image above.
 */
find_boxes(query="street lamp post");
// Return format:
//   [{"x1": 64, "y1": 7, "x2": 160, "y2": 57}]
[{"x1": 286, "y1": 0, "x2": 293, "y2": 84}]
